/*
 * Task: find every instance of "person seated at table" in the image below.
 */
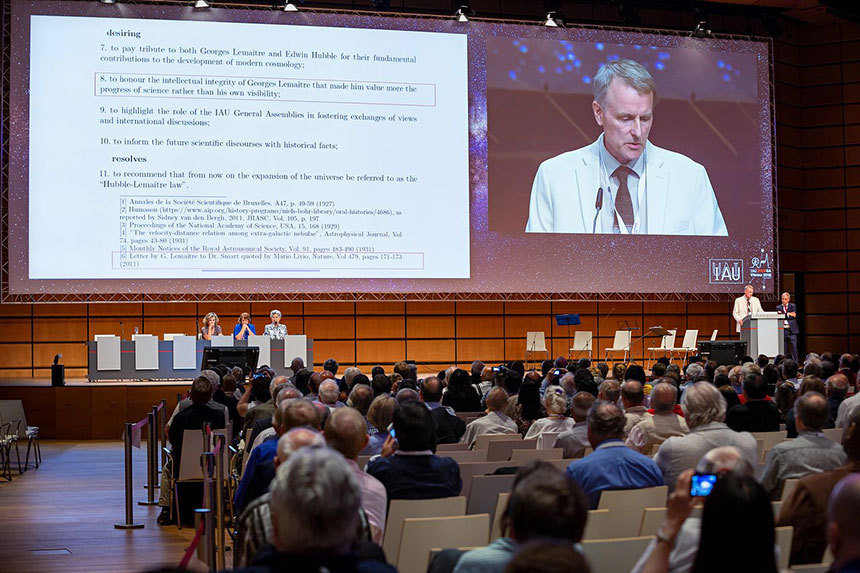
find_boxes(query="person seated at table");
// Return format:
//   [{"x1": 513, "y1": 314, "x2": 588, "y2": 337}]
[
  {"x1": 264, "y1": 309, "x2": 287, "y2": 340},
  {"x1": 234, "y1": 312, "x2": 257, "y2": 340},
  {"x1": 200, "y1": 312, "x2": 222, "y2": 340}
]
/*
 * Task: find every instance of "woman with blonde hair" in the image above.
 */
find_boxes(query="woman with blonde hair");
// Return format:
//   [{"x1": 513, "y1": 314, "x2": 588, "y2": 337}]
[
  {"x1": 524, "y1": 385, "x2": 576, "y2": 439},
  {"x1": 360, "y1": 395, "x2": 398, "y2": 456},
  {"x1": 233, "y1": 312, "x2": 256, "y2": 340},
  {"x1": 200, "y1": 312, "x2": 221, "y2": 340}
]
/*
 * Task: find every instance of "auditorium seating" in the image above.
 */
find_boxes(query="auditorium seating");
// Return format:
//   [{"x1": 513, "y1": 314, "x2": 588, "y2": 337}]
[
  {"x1": 485, "y1": 437, "x2": 534, "y2": 461},
  {"x1": 397, "y1": 514, "x2": 490, "y2": 573},
  {"x1": 473, "y1": 433, "x2": 522, "y2": 451},
  {"x1": 490, "y1": 492, "x2": 509, "y2": 541},
  {"x1": 382, "y1": 496, "x2": 466, "y2": 566},
  {"x1": 439, "y1": 449, "x2": 488, "y2": 463},
  {"x1": 509, "y1": 447, "x2": 563, "y2": 463},
  {"x1": 466, "y1": 474, "x2": 516, "y2": 521},
  {"x1": 582, "y1": 509, "x2": 613, "y2": 540},
  {"x1": 596, "y1": 486, "x2": 669, "y2": 538},
  {"x1": 581, "y1": 536, "x2": 655, "y2": 572}
]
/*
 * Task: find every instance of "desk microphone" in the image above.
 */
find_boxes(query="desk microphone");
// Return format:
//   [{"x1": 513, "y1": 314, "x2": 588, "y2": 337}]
[{"x1": 592, "y1": 187, "x2": 604, "y2": 233}]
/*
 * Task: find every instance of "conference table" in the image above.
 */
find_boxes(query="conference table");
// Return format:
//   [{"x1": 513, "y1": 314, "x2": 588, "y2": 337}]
[{"x1": 85, "y1": 335, "x2": 314, "y2": 381}]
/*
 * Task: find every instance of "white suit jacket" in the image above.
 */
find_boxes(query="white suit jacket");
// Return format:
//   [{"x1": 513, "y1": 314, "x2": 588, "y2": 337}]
[
  {"x1": 525, "y1": 139, "x2": 728, "y2": 236},
  {"x1": 732, "y1": 295, "x2": 764, "y2": 333}
]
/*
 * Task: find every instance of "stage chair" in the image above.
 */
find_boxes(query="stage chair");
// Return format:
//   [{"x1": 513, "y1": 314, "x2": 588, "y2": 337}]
[
  {"x1": 490, "y1": 493, "x2": 510, "y2": 541},
  {"x1": 525, "y1": 331, "x2": 549, "y2": 367},
  {"x1": 647, "y1": 329, "x2": 677, "y2": 362},
  {"x1": 0, "y1": 421, "x2": 15, "y2": 481},
  {"x1": 382, "y1": 496, "x2": 466, "y2": 567},
  {"x1": 710, "y1": 329, "x2": 719, "y2": 341},
  {"x1": 776, "y1": 526, "x2": 794, "y2": 571},
  {"x1": 397, "y1": 514, "x2": 490, "y2": 573},
  {"x1": 474, "y1": 433, "x2": 522, "y2": 452},
  {"x1": 583, "y1": 509, "x2": 613, "y2": 540},
  {"x1": 668, "y1": 329, "x2": 699, "y2": 362},
  {"x1": 509, "y1": 448, "x2": 563, "y2": 464},
  {"x1": 486, "y1": 438, "x2": 534, "y2": 461},
  {"x1": 0, "y1": 400, "x2": 39, "y2": 471},
  {"x1": 570, "y1": 330, "x2": 593, "y2": 360},
  {"x1": 596, "y1": 486, "x2": 668, "y2": 538},
  {"x1": 581, "y1": 536, "x2": 655, "y2": 572},
  {"x1": 605, "y1": 330, "x2": 632, "y2": 362},
  {"x1": 466, "y1": 474, "x2": 516, "y2": 521},
  {"x1": 439, "y1": 450, "x2": 488, "y2": 464}
]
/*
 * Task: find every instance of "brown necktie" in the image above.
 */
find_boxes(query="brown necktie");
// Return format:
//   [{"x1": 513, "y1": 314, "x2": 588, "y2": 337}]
[{"x1": 613, "y1": 166, "x2": 634, "y2": 227}]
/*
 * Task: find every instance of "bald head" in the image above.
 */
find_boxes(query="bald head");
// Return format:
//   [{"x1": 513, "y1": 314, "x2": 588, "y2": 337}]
[
  {"x1": 796, "y1": 391, "x2": 829, "y2": 432},
  {"x1": 486, "y1": 387, "x2": 509, "y2": 411},
  {"x1": 324, "y1": 407, "x2": 368, "y2": 460},
  {"x1": 279, "y1": 399, "x2": 321, "y2": 433},
  {"x1": 650, "y1": 383, "x2": 678, "y2": 414},
  {"x1": 420, "y1": 376, "x2": 443, "y2": 402},
  {"x1": 395, "y1": 388, "x2": 420, "y2": 404},
  {"x1": 696, "y1": 446, "x2": 753, "y2": 477},
  {"x1": 347, "y1": 384, "x2": 373, "y2": 415},
  {"x1": 319, "y1": 380, "x2": 339, "y2": 405},
  {"x1": 275, "y1": 427, "x2": 325, "y2": 465},
  {"x1": 621, "y1": 380, "x2": 644, "y2": 407},
  {"x1": 571, "y1": 391, "x2": 596, "y2": 422},
  {"x1": 827, "y1": 374, "x2": 850, "y2": 401}
]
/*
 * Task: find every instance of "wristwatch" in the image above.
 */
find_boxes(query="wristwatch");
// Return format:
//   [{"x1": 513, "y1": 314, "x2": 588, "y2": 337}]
[{"x1": 656, "y1": 528, "x2": 677, "y2": 545}]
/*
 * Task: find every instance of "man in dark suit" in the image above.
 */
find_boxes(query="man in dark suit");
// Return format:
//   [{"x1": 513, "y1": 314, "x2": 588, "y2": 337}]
[
  {"x1": 419, "y1": 376, "x2": 466, "y2": 444},
  {"x1": 778, "y1": 291, "x2": 800, "y2": 362}
]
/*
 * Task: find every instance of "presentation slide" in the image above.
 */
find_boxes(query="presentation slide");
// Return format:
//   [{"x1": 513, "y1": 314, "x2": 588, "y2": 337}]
[
  {"x1": 26, "y1": 15, "x2": 468, "y2": 279},
  {"x1": 6, "y1": 3, "x2": 775, "y2": 295}
]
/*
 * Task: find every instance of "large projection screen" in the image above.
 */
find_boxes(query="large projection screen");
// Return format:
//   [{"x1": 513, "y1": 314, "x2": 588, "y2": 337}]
[{"x1": 5, "y1": 1, "x2": 776, "y2": 296}]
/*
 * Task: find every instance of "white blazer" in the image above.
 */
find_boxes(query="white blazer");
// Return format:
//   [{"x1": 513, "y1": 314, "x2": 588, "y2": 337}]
[
  {"x1": 732, "y1": 295, "x2": 764, "y2": 333},
  {"x1": 525, "y1": 139, "x2": 728, "y2": 236}
]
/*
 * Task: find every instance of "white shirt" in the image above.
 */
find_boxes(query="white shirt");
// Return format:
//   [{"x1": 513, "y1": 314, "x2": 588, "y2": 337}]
[
  {"x1": 524, "y1": 416, "x2": 576, "y2": 440},
  {"x1": 460, "y1": 411, "x2": 518, "y2": 449},
  {"x1": 599, "y1": 137, "x2": 646, "y2": 234},
  {"x1": 732, "y1": 295, "x2": 764, "y2": 333}
]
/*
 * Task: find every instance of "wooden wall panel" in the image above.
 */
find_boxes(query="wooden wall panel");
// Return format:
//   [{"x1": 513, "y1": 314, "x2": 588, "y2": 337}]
[
  {"x1": 201, "y1": 303, "x2": 251, "y2": 318},
  {"x1": 304, "y1": 302, "x2": 355, "y2": 315},
  {"x1": 142, "y1": 317, "x2": 197, "y2": 338},
  {"x1": 406, "y1": 316, "x2": 455, "y2": 339},
  {"x1": 303, "y1": 316, "x2": 355, "y2": 340},
  {"x1": 33, "y1": 318, "x2": 87, "y2": 342},
  {"x1": 0, "y1": 319, "x2": 32, "y2": 342},
  {"x1": 457, "y1": 339, "x2": 504, "y2": 363},
  {"x1": 458, "y1": 316, "x2": 504, "y2": 338},
  {"x1": 356, "y1": 340, "x2": 404, "y2": 365},
  {"x1": 33, "y1": 343, "x2": 86, "y2": 368},
  {"x1": 250, "y1": 302, "x2": 304, "y2": 316},
  {"x1": 0, "y1": 344, "x2": 32, "y2": 368},
  {"x1": 88, "y1": 303, "x2": 142, "y2": 317},
  {"x1": 406, "y1": 301, "x2": 456, "y2": 315},
  {"x1": 551, "y1": 315, "x2": 598, "y2": 338},
  {"x1": 408, "y1": 340, "x2": 455, "y2": 364},
  {"x1": 32, "y1": 304, "x2": 84, "y2": 317},
  {"x1": 56, "y1": 387, "x2": 93, "y2": 440},
  {"x1": 356, "y1": 316, "x2": 404, "y2": 339},
  {"x1": 356, "y1": 302, "x2": 405, "y2": 315},
  {"x1": 0, "y1": 304, "x2": 31, "y2": 317},
  {"x1": 313, "y1": 341, "x2": 355, "y2": 365},
  {"x1": 143, "y1": 303, "x2": 197, "y2": 316},
  {"x1": 88, "y1": 317, "x2": 144, "y2": 338},
  {"x1": 456, "y1": 301, "x2": 503, "y2": 315}
]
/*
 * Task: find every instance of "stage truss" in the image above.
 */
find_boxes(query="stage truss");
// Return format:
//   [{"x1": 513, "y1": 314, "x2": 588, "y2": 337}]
[{"x1": 0, "y1": 0, "x2": 779, "y2": 305}]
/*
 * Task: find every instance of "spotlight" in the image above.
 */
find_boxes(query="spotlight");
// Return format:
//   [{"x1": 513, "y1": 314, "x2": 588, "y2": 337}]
[
  {"x1": 284, "y1": 0, "x2": 299, "y2": 11},
  {"x1": 692, "y1": 20, "x2": 711, "y2": 38},
  {"x1": 193, "y1": 0, "x2": 210, "y2": 8},
  {"x1": 99, "y1": 0, "x2": 115, "y2": 4},
  {"x1": 543, "y1": 11, "x2": 564, "y2": 27},
  {"x1": 454, "y1": 2, "x2": 474, "y2": 23}
]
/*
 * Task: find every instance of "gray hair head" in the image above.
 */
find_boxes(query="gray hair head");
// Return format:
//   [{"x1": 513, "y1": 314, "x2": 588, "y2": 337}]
[
  {"x1": 681, "y1": 381, "x2": 727, "y2": 429},
  {"x1": 199, "y1": 369, "x2": 220, "y2": 387},
  {"x1": 587, "y1": 401, "x2": 626, "y2": 440},
  {"x1": 695, "y1": 446, "x2": 753, "y2": 477},
  {"x1": 270, "y1": 446, "x2": 360, "y2": 553},
  {"x1": 318, "y1": 380, "x2": 340, "y2": 405},
  {"x1": 275, "y1": 426, "x2": 326, "y2": 464},
  {"x1": 593, "y1": 59, "x2": 657, "y2": 105},
  {"x1": 685, "y1": 363, "x2": 705, "y2": 380},
  {"x1": 270, "y1": 309, "x2": 282, "y2": 317},
  {"x1": 395, "y1": 388, "x2": 420, "y2": 404},
  {"x1": 598, "y1": 380, "x2": 621, "y2": 403},
  {"x1": 275, "y1": 383, "x2": 301, "y2": 405},
  {"x1": 650, "y1": 383, "x2": 678, "y2": 414},
  {"x1": 559, "y1": 373, "x2": 577, "y2": 395},
  {"x1": 544, "y1": 385, "x2": 568, "y2": 416},
  {"x1": 343, "y1": 367, "x2": 362, "y2": 387},
  {"x1": 347, "y1": 384, "x2": 374, "y2": 415}
]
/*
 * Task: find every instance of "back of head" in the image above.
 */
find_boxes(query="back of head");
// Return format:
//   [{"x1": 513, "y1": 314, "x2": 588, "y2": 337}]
[
  {"x1": 270, "y1": 447, "x2": 360, "y2": 555},
  {"x1": 421, "y1": 376, "x2": 443, "y2": 402},
  {"x1": 625, "y1": 364, "x2": 647, "y2": 385},
  {"x1": 822, "y1": 360, "x2": 838, "y2": 380},
  {"x1": 325, "y1": 407, "x2": 368, "y2": 460},
  {"x1": 651, "y1": 383, "x2": 678, "y2": 414},
  {"x1": 342, "y1": 366, "x2": 361, "y2": 388},
  {"x1": 507, "y1": 468, "x2": 588, "y2": 544},
  {"x1": 681, "y1": 382, "x2": 727, "y2": 429},
  {"x1": 318, "y1": 380, "x2": 340, "y2": 405},
  {"x1": 347, "y1": 384, "x2": 373, "y2": 415},
  {"x1": 782, "y1": 359, "x2": 799, "y2": 379},
  {"x1": 503, "y1": 370, "x2": 523, "y2": 395},
  {"x1": 251, "y1": 374, "x2": 272, "y2": 402},
  {"x1": 696, "y1": 446, "x2": 753, "y2": 477},
  {"x1": 518, "y1": 379, "x2": 542, "y2": 419},
  {"x1": 275, "y1": 426, "x2": 326, "y2": 464},
  {"x1": 293, "y1": 368, "x2": 312, "y2": 395},
  {"x1": 392, "y1": 401, "x2": 435, "y2": 452},
  {"x1": 366, "y1": 395, "x2": 397, "y2": 432},
  {"x1": 323, "y1": 358, "x2": 339, "y2": 375},
  {"x1": 571, "y1": 392, "x2": 596, "y2": 422},
  {"x1": 693, "y1": 474, "x2": 776, "y2": 573},
  {"x1": 485, "y1": 386, "x2": 509, "y2": 412},
  {"x1": 742, "y1": 373, "x2": 768, "y2": 400},
  {"x1": 826, "y1": 374, "x2": 850, "y2": 401},
  {"x1": 393, "y1": 360, "x2": 411, "y2": 380},
  {"x1": 799, "y1": 376, "x2": 826, "y2": 396},
  {"x1": 598, "y1": 380, "x2": 621, "y2": 403},
  {"x1": 395, "y1": 388, "x2": 420, "y2": 404},
  {"x1": 803, "y1": 361, "x2": 824, "y2": 379},
  {"x1": 221, "y1": 373, "x2": 237, "y2": 393},
  {"x1": 190, "y1": 376, "x2": 213, "y2": 405},
  {"x1": 587, "y1": 402, "x2": 626, "y2": 442},
  {"x1": 651, "y1": 362, "x2": 667, "y2": 378},
  {"x1": 541, "y1": 360, "x2": 554, "y2": 377},
  {"x1": 289, "y1": 357, "x2": 305, "y2": 373},
  {"x1": 621, "y1": 380, "x2": 645, "y2": 406},
  {"x1": 371, "y1": 365, "x2": 385, "y2": 378},
  {"x1": 544, "y1": 386, "x2": 567, "y2": 416},
  {"x1": 828, "y1": 473, "x2": 860, "y2": 559},
  {"x1": 757, "y1": 354, "x2": 770, "y2": 368},
  {"x1": 795, "y1": 391, "x2": 829, "y2": 432},
  {"x1": 470, "y1": 360, "x2": 484, "y2": 377},
  {"x1": 686, "y1": 363, "x2": 705, "y2": 381},
  {"x1": 371, "y1": 374, "x2": 391, "y2": 397},
  {"x1": 506, "y1": 540, "x2": 590, "y2": 573},
  {"x1": 281, "y1": 399, "x2": 322, "y2": 432}
]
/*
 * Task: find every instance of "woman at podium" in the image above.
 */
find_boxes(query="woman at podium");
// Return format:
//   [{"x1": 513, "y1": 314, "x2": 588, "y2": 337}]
[
  {"x1": 233, "y1": 312, "x2": 257, "y2": 340},
  {"x1": 264, "y1": 309, "x2": 287, "y2": 340},
  {"x1": 200, "y1": 312, "x2": 222, "y2": 340}
]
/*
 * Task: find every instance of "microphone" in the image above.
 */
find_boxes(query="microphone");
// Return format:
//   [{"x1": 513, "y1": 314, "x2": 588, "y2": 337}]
[{"x1": 592, "y1": 187, "x2": 604, "y2": 233}]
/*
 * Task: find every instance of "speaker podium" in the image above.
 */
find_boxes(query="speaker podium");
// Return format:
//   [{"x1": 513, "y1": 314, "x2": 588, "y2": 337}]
[{"x1": 741, "y1": 312, "x2": 785, "y2": 358}]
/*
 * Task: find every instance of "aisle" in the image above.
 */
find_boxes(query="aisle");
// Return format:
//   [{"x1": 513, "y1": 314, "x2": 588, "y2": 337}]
[{"x1": 0, "y1": 441, "x2": 215, "y2": 573}]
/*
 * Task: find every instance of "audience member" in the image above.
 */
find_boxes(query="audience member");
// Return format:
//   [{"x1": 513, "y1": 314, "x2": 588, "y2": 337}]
[
  {"x1": 504, "y1": 541, "x2": 590, "y2": 573},
  {"x1": 524, "y1": 385, "x2": 576, "y2": 439},
  {"x1": 442, "y1": 368, "x2": 483, "y2": 412},
  {"x1": 621, "y1": 380, "x2": 649, "y2": 434},
  {"x1": 654, "y1": 382, "x2": 757, "y2": 491},
  {"x1": 627, "y1": 383, "x2": 688, "y2": 454},
  {"x1": 826, "y1": 474, "x2": 860, "y2": 573},
  {"x1": 347, "y1": 384, "x2": 376, "y2": 435},
  {"x1": 367, "y1": 402, "x2": 462, "y2": 499},
  {"x1": 786, "y1": 376, "x2": 826, "y2": 437},
  {"x1": 421, "y1": 376, "x2": 466, "y2": 444},
  {"x1": 837, "y1": 373, "x2": 860, "y2": 428},
  {"x1": 565, "y1": 402, "x2": 663, "y2": 508},
  {"x1": 325, "y1": 407, "x2": 388, "y2": 545},
  {"x1": 725, "y1": 373, "x2": 780, "y2": 432},
  {"x1": 775, "y1": 382, "x2": 796, "y2": 425},
  {"x1": 360, "y1": 396, "x2": 397, "y2": 456},
  {"x1": 778, "y1": 408, "x2": 860, "y2": 564},
  {"x1": 461, "y1": 387, "x2": 518, "y2": 448},
  {"x1": 598, "y1": 380, "x2": 621, "y2": 405},
  {"x1": 827, "y1": 373, "x2": 850, "y2": 427},
  {"x1": 554, "y1": 392, "x2": 596, "y2": 458},
  {"x1": 761, "y1": 391, "x2": 847, "y2": 498}
]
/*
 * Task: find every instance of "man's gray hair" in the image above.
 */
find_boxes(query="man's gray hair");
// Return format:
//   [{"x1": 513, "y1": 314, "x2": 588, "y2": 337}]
[
  {"x1": 275, "y1": 384, "x2": 302, "y2": 405},
  {"x1": 343, "y1": 367, "x2": 362, "y2": 388},
  {"x1": 681, "y1": 382, "x2": 727, "y2": 429},
  {"x1": 395, "y1": 388, "x2": 420, "y2": 404},
  {"x1": 598, "y1": 380, "x2": 621, "y2": 403},
  {"x1": 559, "y1": 373, "x2": 576, "y2": 395},
  {"x1": 587, "y1": 401, "x2": 626, "y2": 440},
  {"x1": 269, "y1": 446, "x2": 360, "y2": 553},
  {"x1": 695, "y1": 446, "x2": 753, "y2": 477},
  {"x1": 685, "y1": 363, "x2": 705, "y2": 380},
  {"x1": 275, "y1": 426, "x2": 326, "y2": 464},
  {"x1": 319, "y1": 380, "x2": 340, "y2": 405},
  {"x1": 593, "y1": 59, "x2": 657, "y2": 105}
]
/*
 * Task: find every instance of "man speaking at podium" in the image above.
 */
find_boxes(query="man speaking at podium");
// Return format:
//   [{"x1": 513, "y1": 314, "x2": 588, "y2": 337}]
[
  {"x1": 525, "y1": 59, "x2": 727, "y2": 236},
  {"x1": 732, "y1": 284, "x2": 764, "y2": 335}
]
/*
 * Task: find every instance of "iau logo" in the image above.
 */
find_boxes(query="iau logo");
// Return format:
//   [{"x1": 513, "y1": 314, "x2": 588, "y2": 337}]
[{"x1": 709, "y1": 259, "x2": 743, "y2": 284}]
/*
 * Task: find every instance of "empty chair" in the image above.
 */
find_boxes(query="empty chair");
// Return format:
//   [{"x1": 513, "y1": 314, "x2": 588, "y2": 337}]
[
  {"x1": 382, "y1": 496, "x2": 466, "y2": 567},
  {"x1": 458, "y1": 461, "x2": 521, "y2": 499},
  {"x1": 486, "y1": 438, "x2": 534, "y2": 462},
  {"x1": 596, "y1": 486, "x2": 668, "y2": 538},
  {"x1": 711, "y1": 329, "x2": 719, "y2": 341},
  {"x1": 750, "y1": 431, "x2": 788, "y2": 457},
  {"x1": 439, "y1": 450, "x2": 488, "y2": 464},
  {"x1": 669, "y1": 329, "x2": 699, "y2": 362},
  {"x1": 466, "y1": 474, "x2": 516, "y2": 521},
  {"x1": 474, "y1": 433, "x2": 523, "y2": 452},
  {"x1": 397, "y1": 514, "x2": 490, "y2": 573},
  {"x1": 581, "y1": 536, "x2": 655, "y2": 572},
  {"x1": 525, "y1": 331, "x2": 549, "y2": 367},
  {"x1": 490, "y1": 492, "x2": 510, "y2": 541},
  {"x1": 647, "y1": 329, "x2": 677, "y2": 362},
  {"x1": 509, "y1": 448, "x2": 563, "y2": 464},
  {"x1": 605, "y1": 330, "x2": 632, "y2": 362},
  {"x1": 639, "y1": 506, "x2": 704, "y2": 536},
  {"x1": 582, "y1": 509, "x2": 613, "y2": 540},
  {"x1": 570, "y1": 330, "x2": 593, "y2": 359},
  {"x1": 0, "y1": 401, "x2": 39, "y2": 472}
]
